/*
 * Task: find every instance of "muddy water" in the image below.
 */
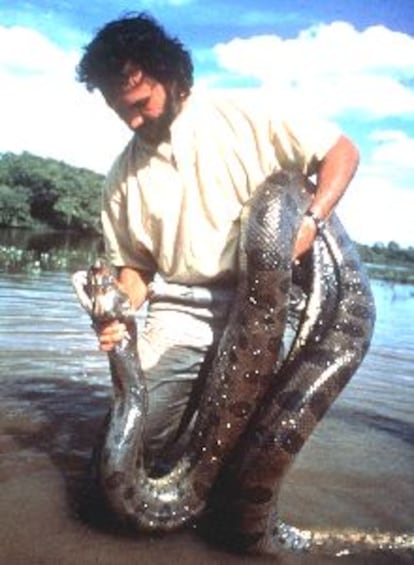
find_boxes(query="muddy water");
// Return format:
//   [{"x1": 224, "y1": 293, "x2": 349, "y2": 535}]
[{"x1": 0, "y1": 272, "x2": 413, "y2": 564}]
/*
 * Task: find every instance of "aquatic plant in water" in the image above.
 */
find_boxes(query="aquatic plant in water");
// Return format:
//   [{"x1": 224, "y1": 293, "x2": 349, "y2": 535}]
[{"x1": 0, "y1": 245, "x2": 99, "y2": 273}]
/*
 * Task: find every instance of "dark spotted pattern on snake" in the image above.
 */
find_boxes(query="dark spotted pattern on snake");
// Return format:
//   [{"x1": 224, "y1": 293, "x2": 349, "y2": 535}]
[{"x1": 72, "y1": 170, "x2": 414, "y2": 556}]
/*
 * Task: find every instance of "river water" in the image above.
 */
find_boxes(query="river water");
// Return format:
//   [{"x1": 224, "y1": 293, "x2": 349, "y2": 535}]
[{"x1": 0, "y1": 270, "x2": 413, "y2": 564}]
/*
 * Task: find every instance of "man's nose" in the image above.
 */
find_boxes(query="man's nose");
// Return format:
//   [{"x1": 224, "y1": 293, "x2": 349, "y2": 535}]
[{"x1": 128, "y1": 113, "x2": 145, "y2": 130}]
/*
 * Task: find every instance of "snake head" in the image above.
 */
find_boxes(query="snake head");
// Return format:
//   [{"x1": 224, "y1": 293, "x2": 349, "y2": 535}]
[{"x1": 72, "y1": 259, "x2": 133, "y2": 324}]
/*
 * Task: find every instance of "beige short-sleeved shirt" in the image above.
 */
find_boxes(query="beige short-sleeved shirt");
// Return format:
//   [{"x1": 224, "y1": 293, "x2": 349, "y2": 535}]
[{"x1": 102, "y1": 89, "x2": 341, "y2": 284}]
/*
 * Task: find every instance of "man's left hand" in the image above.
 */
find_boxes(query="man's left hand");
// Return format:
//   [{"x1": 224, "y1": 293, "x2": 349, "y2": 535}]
[{"x1": 293, "y1": 215, "x2": 318, "y2": 261}]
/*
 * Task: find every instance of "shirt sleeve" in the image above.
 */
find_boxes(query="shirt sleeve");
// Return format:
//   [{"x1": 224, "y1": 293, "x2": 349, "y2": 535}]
[
  {"x1": 101, "y1": 156, "x2": 157, "y2": 275},
  {"x1": 269, "y1": 101, "x2": 342, "y2": 174}
]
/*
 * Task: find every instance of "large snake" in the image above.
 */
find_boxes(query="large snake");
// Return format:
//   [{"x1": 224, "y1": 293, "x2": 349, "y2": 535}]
[{"x1": 72, "y1": 170, "x2": 413, "y2": 556}]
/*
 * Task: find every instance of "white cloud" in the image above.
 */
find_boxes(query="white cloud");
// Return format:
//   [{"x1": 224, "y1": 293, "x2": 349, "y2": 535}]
[
  {"x1": 213, "y1": 21, "x2": 414, "y2": 118},
  {"x1": 0, "y1": 25, "x2": 76, "y2": 74},
  {"x1": 337, "y1": 129, "x2": 414, "y2": 246},
  {"x1": 335, "y1": 129, "x2": 414, "y2": 245},
  {"x1": 338, "y1": 173, "x2": 414, "y2": 247},
  {"x1": 212, "y1": 21, "x2": 414, "y2": 246},
  {"x1": 369, "y1": 129, "x2": 414, "y2": 170},
  {"x1": 0, "y1": 25, "x2": 131, "y2": 173}
]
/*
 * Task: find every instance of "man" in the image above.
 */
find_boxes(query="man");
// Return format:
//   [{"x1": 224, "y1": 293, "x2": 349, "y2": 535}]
[{"x1": 77, "y1": 13, "x2": 359, "y2": 469}]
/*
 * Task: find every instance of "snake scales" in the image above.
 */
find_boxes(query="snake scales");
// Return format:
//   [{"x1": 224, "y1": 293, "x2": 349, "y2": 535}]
[{"x1": 72, "y1": 170, "x2": 413, "y2": 556}]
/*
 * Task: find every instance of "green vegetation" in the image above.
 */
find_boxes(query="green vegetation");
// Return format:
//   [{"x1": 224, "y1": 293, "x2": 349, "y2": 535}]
[
  {"x1": 357, "y1": 242, "x2": 414, "y2": 284},
  {"x1": 0, "y1": 229, "x2": 104, "y2": 273},
  {"x1": 0, "y1": 151, "x2": 104, "y2": 232},
  {"x1": 0, "y1": 244, "x2": 102, "y2": 273}
]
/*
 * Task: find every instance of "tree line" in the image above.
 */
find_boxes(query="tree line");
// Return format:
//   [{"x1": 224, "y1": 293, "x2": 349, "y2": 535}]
[
  {"x1": 356, "y1": 241, "x2": 414, "y2": 267},
  {"x1": 0, "y1": 151, "x2": 104, "y2": 232}
]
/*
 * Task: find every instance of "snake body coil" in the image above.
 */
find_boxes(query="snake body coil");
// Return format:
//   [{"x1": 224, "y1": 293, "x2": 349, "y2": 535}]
[{"x1": 72, "y1": 171, "x2": 413, "y2": 556}]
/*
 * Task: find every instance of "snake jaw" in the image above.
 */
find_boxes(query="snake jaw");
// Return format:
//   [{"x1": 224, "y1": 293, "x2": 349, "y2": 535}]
[
  {"x1": 72, "y1": 260, "x2": 133, "y2": 323},
  {"x1": 72, "y1": 270, "x2": 93, "y2": 314}
]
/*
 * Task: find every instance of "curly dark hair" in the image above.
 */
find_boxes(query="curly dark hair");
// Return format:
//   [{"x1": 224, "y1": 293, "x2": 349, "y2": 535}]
[{"x1": 77, "y1": 12, "x2": 193, "y2": 96}]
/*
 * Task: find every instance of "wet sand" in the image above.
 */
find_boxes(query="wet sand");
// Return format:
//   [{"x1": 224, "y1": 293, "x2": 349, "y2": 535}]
[{"x1": 1, "y1": 376, "x2": 412, "y2": 565}]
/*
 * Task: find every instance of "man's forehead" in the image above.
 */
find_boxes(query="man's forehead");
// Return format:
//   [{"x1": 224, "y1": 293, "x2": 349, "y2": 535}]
[
  {"x1": 121, "y1": 62, "x2": 144, "y2": 90},
  {"x1": 102, "y1": 62, "x2": 145, "y2": 98}
]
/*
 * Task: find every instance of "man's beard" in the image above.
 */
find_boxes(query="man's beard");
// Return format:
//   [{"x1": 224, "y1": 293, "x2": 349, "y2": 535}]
[{"x1": 137, "y1": 89, "x2": 181, "y2": 145}]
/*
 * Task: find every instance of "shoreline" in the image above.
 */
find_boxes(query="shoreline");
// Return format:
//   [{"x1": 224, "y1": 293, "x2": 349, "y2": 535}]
[{"x1": 1, "y1": 242, "x2": 414, "y2": 284}]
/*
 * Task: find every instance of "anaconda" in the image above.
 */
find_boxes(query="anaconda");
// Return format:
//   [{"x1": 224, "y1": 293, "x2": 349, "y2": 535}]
[{"x1": 72, "y1": 170, "x2": 414, "y2": 556}]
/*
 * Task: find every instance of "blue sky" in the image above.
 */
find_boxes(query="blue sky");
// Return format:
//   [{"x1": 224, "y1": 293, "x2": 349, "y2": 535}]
[{"x1": 1, "y1": 1, "x2": 414, "y2": 246}]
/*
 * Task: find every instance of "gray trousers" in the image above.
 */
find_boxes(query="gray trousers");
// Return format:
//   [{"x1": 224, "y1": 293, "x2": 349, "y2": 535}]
[{"x1": 137, "y1": 279, "x2": 235, "y2": 468}]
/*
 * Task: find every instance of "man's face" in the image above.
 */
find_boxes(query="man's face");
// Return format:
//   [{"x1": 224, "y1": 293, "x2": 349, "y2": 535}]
[{"x1": 103, "y1": 65, "x2": 178, "y2": 144}]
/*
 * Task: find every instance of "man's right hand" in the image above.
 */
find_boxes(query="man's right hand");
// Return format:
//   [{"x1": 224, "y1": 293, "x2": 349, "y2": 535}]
[
  {"x1": 93, "y1": 265, "x2": 150, "y2": 351},
  {"x1": 95, "y1": 320, "x2": 129, "y2": 351}
]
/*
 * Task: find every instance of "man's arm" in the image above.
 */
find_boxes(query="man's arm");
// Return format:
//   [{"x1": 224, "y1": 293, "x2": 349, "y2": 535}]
[
  {"x1": 293, "y1": 134, "x2": 360, "y2": 260},
  {"x1": 117, "y1": 265, "x2": 151, "y2": 309},
  {"x1": 97, "y1": 266, "x2": 151, "y2": 351}
]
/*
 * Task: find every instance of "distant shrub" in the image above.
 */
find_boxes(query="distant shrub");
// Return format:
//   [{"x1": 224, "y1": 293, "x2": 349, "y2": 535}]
[
  {"x1": 0, "y1": 184, "x2": 31, "y2": 227},
  {"x1": 0, "y1": 152, "x2": 104, "y2": 232}
]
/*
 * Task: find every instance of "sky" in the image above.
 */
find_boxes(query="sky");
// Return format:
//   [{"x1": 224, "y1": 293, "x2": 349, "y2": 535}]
[{"x1": 1, "y1": 1, "x2": 414, "y2": 247}]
